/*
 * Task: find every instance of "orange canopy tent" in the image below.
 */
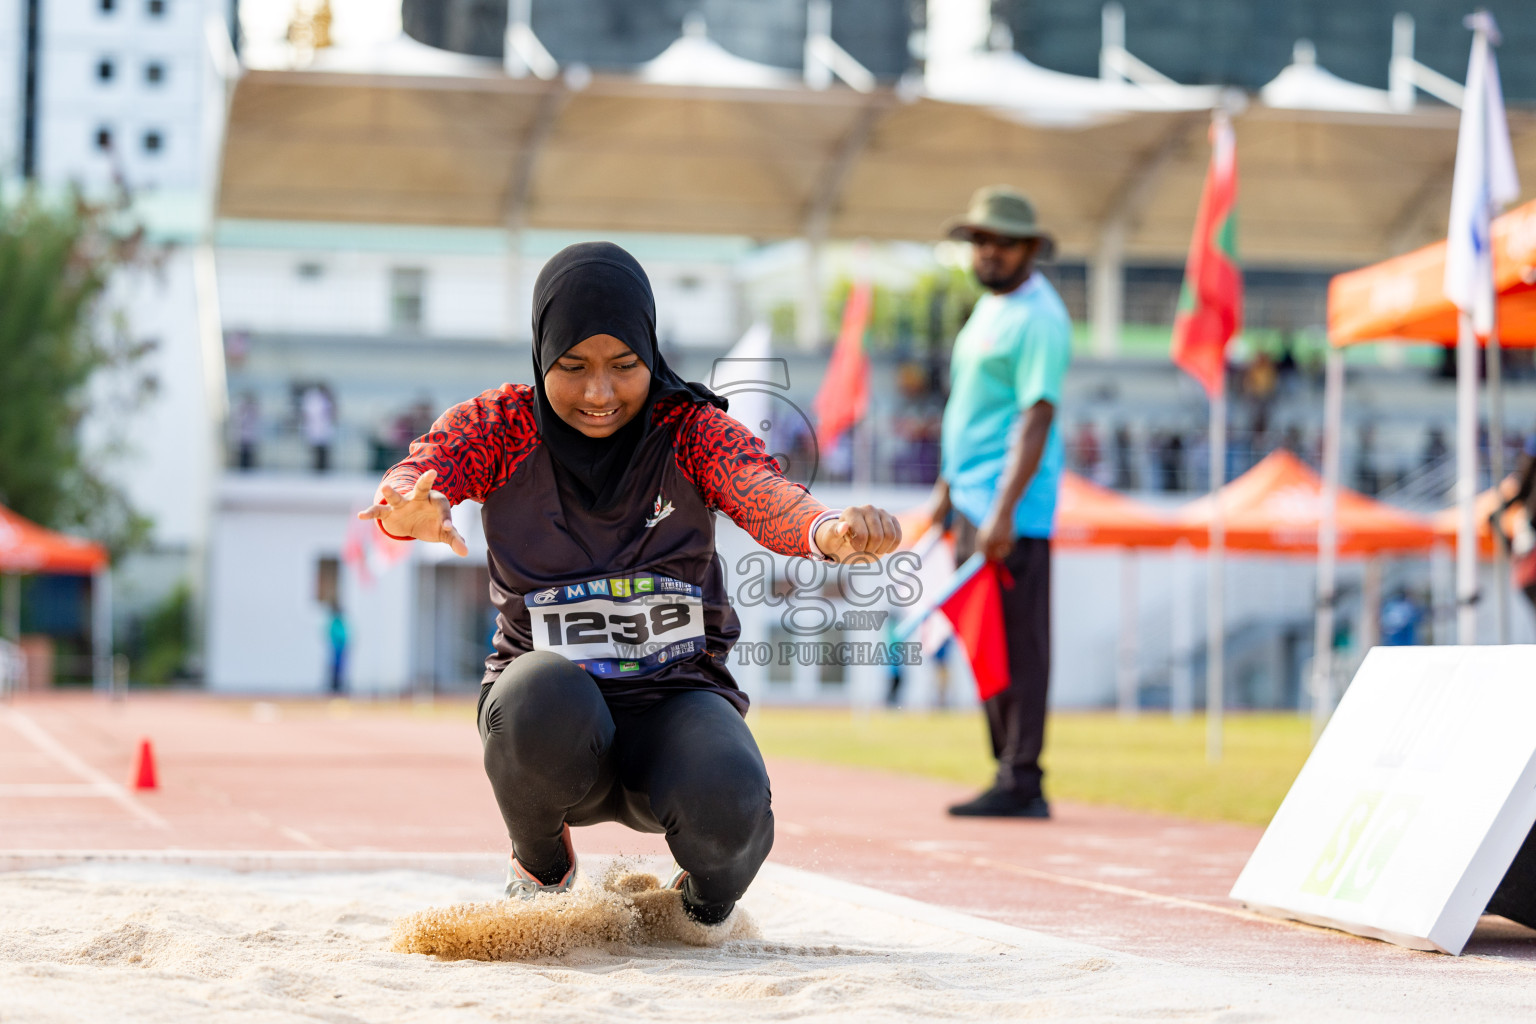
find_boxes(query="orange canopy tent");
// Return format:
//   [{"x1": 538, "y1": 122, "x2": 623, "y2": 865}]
[
  {"x1": 898, "y1": 471, "x2": 1183, "y2": 550},
  {"x1": 1328, "y1": 198, "x2": 1536, "y2": 348},
  {"x1": 1053, "y1": 472, "x2": 1189, "y2": 549},
  {"x1": 0, "y1": 504, "x2": 110, "y2": 695},
  {"x1": 0, "y1": 504, "x2": 108, "y2": 574},
  {"x1": 1175, "y1": 450, "x2": 1436, "y2": 556}
]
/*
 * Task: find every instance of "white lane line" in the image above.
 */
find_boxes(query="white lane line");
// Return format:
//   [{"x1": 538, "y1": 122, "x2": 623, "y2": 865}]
[
  {"x1": 0, "y1": 710, "x2": 170, "y2": 830},
  {"x1": 0, "y1": 784, "x2": 120, "y2": 798},
  {"x1": 0, "y1": 849, "x2": 498, "y2": 863}
]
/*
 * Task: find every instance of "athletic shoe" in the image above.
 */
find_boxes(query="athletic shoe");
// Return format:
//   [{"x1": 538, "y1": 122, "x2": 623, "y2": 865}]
[
  {"x1": 504, "y1": 823, "x2": 576, "y2": 899},
  {"x1": 947, "y1": 787, "x2": 1051, "y2": 818},
  {"x1": 666, "y1": 864, "x2": 736, "y2": 924},
  {"x1": 665, "y1": 864, "x2": 741, "y2": 944}
]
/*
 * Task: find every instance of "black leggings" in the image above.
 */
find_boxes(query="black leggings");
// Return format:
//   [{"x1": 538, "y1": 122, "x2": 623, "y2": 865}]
[{"x1": 478, "y1": 651, "x2": 774, "y2": 915}]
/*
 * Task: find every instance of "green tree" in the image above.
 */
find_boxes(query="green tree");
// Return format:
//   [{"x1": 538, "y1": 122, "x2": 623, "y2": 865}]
[{"x1": 0, "y1": 192, "x2": 153, "y2": 557}]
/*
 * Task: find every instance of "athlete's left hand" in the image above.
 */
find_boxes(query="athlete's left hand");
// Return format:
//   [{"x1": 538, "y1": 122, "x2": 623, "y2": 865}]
[{"x1": 815, "y1": 505, "x2": 902, "y2": 562}]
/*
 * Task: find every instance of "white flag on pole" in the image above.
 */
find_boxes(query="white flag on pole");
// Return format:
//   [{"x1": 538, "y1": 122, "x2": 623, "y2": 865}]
[{"x1": 1443, "y1": 12, "x2": 1519, "y2": 337}]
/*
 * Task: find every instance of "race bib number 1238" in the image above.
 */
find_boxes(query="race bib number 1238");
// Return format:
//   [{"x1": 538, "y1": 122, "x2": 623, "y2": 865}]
[{"x1": 525, "y1": 574, "x2": 706, "y2": 677}]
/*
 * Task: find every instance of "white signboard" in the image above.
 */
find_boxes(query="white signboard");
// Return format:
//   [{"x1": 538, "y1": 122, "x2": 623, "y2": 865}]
[{"x1": 1230, "y1": 646, "x2": 1536, "y2": 954}]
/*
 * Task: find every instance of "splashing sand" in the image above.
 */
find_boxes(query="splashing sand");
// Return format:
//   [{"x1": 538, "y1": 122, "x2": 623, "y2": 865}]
[{"x1": 390, "y1": 867, "x2": 757, "y2": 960}]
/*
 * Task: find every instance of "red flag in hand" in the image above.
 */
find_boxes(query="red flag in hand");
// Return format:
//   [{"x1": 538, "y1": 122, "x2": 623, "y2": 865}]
[{"x1": 938, "y1": 560, "x2": 1011, "y2": 701}]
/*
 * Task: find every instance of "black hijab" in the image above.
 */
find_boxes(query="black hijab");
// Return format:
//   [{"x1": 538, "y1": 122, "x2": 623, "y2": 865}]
[{"x1": 531, "y1": 241, "x2": 726, "y2": 509}]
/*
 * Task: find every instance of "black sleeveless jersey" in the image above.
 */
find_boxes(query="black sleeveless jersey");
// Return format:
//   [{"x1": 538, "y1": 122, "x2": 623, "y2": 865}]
[{"x1": 378, "y1": 385, "x2": 829, "y2": 714}]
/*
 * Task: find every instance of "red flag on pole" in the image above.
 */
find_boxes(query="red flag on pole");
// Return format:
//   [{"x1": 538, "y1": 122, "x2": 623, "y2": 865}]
[
  {"x1": 1171, "y1": 114, "x2": 1241, "y2": 397},
  {"x1": 812, "y1": 280, "x2": 873, "y2": 450},
  {"x1": 938, "y1": 560, "x2": 1011, "y2": 701}
]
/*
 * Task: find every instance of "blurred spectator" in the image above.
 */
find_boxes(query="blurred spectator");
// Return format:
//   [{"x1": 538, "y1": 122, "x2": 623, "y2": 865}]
[
  {"x1": 300, "y1": 383, "x2": 337, "y2": 473},
  {"x1": 372, "y1": 396, "x2": 438, "y2": 472},
  {"x1": 234, "y1": 392, "x2": 261, "y2": 471},
  {"x1": 1112, "y1": 423, "x2": 1137, "y2": 490},
  {"x1": 1275, "y1": 335, "x2": 1298, "y2": 391},
  {"x1": 1421, "y1": 425, "x2": 1448, "y2": 470},
  {"x1": 1244, "y1": 352, "x2": 1277, "y2": 436},
  {"x1": 1070, "y1": 420, "x2": 1101, "y2": 480},
  {"x1": 327, "y1": 603, "x2": 348, "y2": 695},
  {"x1": 1354, "y1": 423, "x2": 1379, "y2": 495},
  {"x1": 1380, "y1": 589, "x2": 1423, "y2": 646},
  {"x1": 891, "y1": 363, "x2": 943, "y2": 484},
  {"x1": 1280, "y1": 424, "x2": 1305, "y2": 459},
  {"x1": 1158, "y1": 430, "x2": 1186, "y2": 492}
]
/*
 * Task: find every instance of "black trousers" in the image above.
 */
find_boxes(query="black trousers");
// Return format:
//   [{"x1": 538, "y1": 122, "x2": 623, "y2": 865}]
[
  {"x1": 953, "y1": 516, "x2": 1052, "y2": 800},
  {"x1": 477, "y1": 651, "x2": 774, "y2": 912}
]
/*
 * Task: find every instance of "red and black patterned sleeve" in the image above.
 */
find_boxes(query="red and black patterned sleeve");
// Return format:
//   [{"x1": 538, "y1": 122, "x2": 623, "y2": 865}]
[
  {"x1": 378, "y1": 384, "x2": 540, "y2": 507},
  {"x1": 672, "y1": 402, "x2": 830, "y2": 557}
]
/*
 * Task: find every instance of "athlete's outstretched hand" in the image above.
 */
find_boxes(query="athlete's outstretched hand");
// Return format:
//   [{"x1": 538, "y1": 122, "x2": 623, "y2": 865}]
[
  {"x1": 814, "y1": 505, "x2": 902, "y2": 563},
  {"x1": 355, "y1": 469, "x2": 469, "y2": 557}
]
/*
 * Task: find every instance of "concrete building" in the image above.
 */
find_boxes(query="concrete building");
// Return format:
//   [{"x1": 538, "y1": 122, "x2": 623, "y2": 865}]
[{"x1": 5, "y1": 0, "x2": 235, "y2": 613}]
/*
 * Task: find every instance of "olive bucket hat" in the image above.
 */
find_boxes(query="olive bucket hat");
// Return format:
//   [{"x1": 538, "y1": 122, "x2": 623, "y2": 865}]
[{"x1": 943, "y1": 185, "x2": 1056, "y2": 260}]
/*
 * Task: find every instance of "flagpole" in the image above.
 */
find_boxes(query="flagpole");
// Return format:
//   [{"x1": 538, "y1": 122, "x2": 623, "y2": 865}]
[
  {"x1": 1456, "y1": 311, "x2": 1479, "y2": 643},
  {"x1": 1312, "y1": 347, "x2": 1343, "y2": 739},
  {"x1": 1206, "y1": 386, "x2": 1225, "y2": 763},
  {"x1": 1444, "y1": 11, "x2": 1518, "y2": 645},
  {"x1": 1490, "y1": 323, "x2": 1508, "y2": 643}
]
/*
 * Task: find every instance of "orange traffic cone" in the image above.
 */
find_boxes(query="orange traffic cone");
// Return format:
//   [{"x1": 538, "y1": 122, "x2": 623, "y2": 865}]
[{"x1": 131, "y1": 738, "x2": 158, "y2": 791}]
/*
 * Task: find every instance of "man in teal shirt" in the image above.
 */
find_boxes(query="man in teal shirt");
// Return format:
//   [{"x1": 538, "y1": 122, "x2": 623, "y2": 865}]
[{"x1": 927, "y1": 186, "x2": 1070, "y2": 818}]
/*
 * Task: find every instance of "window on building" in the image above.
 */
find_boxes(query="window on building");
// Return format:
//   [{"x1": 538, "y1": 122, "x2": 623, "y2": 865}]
[
  {"x1": 142, "y1": 130, "x2": 163, "y2": 153},
  {"x1": 95, "y1": 126, "x2": 113, "y2": 151},
  {"x1": 96, "y1": 59, "x2": 114, "y2": 82},
  {"x1": 390, "y1": 268, "x2": 426, "y2": 333},
  {"x1": 147, "y1": 0, "x2": 166, "y2": 16},
  {"x1": 144, "y1": 61, "x2": 165, "y2": 85}
]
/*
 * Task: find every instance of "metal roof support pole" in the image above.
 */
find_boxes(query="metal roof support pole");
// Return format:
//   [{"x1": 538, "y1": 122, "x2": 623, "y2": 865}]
[
  {"x1": 1170, "y1": 541, "x2": 1194, "y2": 721},
  {"x1": 92, "y1": 567, "x2": 112, "y2": 697},
  {"x1": 1099, "y1": 1, "x2": 1179, "y2": 88},
  {"x1": 797, "y1": 238, "x2": 824, "y2": 352},
  {"x1": 798, "y1": 97, "x2": 891, "y2": 349},
  {"x1": 805, "y1": 0, "x2": 875, "y2": 93},
  {"x1": 1089, "y1": 222, "x2": 1124, "y2": 357},
  {"x1": 500, "y1": 83, "x2": 569, "y2": 342},
  {"x1": 1116, "y1": 550, "x2": 1139, "y2": 717},
  {"x1": 1388, "y1": 13, "x2": 1466, "y2": 111},
  {"x1": 1311, "y1": 347, "x2": 1343, "y2": 740},
  {"x1": 504, "y1": 0, "x2": 558, "y2": 80},
  {"x1": 2, "y1": 573, "x2": 18, "y2": 643},
  {"x1": 1090, "y1": 115, "x2": 1198, "y2": 357}
]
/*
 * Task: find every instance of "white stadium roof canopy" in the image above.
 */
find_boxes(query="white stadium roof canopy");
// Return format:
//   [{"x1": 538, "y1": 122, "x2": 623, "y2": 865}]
[{"x1": 219, "y1": 32, "x2": 1536, "y2": 267}]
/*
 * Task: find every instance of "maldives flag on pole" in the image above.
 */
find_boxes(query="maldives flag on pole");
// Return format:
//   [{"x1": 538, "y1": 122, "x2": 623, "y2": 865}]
[
  {"x1": 812, "y1": 280, "x2": 873, "y2": 450},
  {"x1": 1171, "y1": 113, "x2": 1241, "y2": 397}
]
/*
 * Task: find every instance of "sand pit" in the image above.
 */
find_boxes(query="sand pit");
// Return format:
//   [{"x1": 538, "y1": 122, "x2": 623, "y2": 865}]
[
  {"x1": 0, "y1": 857, "x2": 1254, "y2": 1023},
  {"x1": 4, "y1": 857, "x2": 1530, "y2": 1022}
]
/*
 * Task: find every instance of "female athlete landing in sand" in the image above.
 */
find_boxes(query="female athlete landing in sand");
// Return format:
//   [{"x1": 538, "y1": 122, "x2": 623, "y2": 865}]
[{"x1": 360, "y1": 242, "x2": 900, "y2": 937}]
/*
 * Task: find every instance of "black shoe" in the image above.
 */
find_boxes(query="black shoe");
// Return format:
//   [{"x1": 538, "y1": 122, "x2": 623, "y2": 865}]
[{"x1": 947, "y1": 787, "x2": 1051, "y2": 818}]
